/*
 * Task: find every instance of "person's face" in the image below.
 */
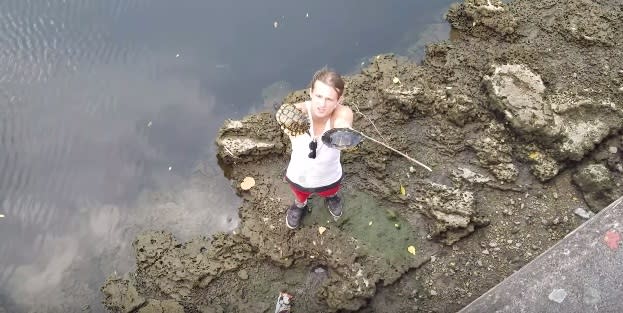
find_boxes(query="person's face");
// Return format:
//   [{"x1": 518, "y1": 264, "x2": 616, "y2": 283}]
[{"x1": 309, "y1": 80, "x2": 341, "y2": 120}]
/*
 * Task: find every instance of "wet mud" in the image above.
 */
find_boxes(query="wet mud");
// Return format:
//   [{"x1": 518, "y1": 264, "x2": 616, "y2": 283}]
[{"x1": 100, "y1": 0, "x2": 623, "y2": 312}]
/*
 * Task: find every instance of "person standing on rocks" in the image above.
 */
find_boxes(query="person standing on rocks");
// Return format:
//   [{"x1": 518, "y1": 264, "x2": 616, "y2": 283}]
[{"x1": 277, "y1": 67, "x2": 353, "y2": 229}]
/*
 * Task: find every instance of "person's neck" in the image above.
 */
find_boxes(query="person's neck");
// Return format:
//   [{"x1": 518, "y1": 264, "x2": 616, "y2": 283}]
[
  {"x1": 312, "y1": 115, "x2": 329, "y2": 125},
  {"x1": 310, "y1": 114, "x2": 330, "y2": 138}
]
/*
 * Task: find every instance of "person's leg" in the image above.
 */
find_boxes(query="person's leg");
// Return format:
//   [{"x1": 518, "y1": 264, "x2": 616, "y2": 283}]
[
  {"x1": 286, "y1": 184, "x2": 311, "y2": 229},
  {"x1": 318, "y1": 185, "x2": 342, "y2": 217}
]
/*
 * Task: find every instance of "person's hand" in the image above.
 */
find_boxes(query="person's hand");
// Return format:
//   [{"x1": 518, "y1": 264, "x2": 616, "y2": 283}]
[{"x1": 276, "y1": 103, "x2": 309, "y2": 136}]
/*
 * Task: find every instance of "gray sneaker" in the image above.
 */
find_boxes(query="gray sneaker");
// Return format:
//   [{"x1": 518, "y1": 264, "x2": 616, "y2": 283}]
[
  {"x1": 286, "y1": 204, "x2": 305, "y2": 229},
  {"x1": 325, "y1": 195, "x2": 342, "y2": 217}
]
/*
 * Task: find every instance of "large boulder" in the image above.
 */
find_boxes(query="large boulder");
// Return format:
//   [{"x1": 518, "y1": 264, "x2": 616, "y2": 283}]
[
  {"x1": 215, "y1": 113, "x2": 286, "y2": 165},
  {"x1": 484, "y1": 64, "x2": 623, "y2": 163}
]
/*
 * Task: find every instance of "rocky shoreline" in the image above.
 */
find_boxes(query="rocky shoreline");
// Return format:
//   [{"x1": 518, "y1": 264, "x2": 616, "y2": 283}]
[{"x1": 101, "y1": 0, "x2": 623, "y2": 312}]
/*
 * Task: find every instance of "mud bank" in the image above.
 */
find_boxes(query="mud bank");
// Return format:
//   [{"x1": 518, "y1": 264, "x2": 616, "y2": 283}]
[{"x1": 101, "y1": 0, "x2": 623, "y2": 312}]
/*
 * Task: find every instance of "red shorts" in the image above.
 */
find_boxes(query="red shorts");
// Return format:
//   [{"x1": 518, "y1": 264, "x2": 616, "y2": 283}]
[{"x1": 286, "y1": 177, "x2": 341, "y2": 203}]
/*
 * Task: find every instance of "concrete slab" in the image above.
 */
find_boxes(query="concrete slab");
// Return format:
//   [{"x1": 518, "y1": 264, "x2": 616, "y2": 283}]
[{"x1": 460, "y1": 196, "x2": 623, "y2": 313}]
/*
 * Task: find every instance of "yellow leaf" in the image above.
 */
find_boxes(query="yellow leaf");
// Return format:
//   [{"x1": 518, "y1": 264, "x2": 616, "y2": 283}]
[
  {"x1": 400, "y1": 185, "x2": 406, "y2": 196},
  {"x1": 528, "y1": 151, "x2": 540, "y2": 160},
  {"x1": 407, "y1": 245, "x2": 416, "y2": 255}
]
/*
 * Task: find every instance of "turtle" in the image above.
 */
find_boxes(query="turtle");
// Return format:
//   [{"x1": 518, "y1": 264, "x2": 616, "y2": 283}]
[
  {"x1": 321, "y1": 128, "x2": 363, "y2": 150},
  {"x1": 276, "y1": 103, "x2": 309, "y2": 136}
]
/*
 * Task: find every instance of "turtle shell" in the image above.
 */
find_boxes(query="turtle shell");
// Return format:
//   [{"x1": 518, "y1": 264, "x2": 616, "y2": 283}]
[
  {"x1": 322, "y1": 128, "x2": 363, "y2": 149},
  {"x1": 276, "y1": 103, "x2": 309, "y2": 136}
]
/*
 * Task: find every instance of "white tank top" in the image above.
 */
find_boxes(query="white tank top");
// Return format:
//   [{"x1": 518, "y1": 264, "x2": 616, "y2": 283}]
[{"x1": 285, "y1": 102, "x2": 342, "y2": 188}]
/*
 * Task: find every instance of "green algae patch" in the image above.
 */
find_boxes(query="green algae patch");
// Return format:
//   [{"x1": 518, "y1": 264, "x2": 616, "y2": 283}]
[{"x1": 302, "y1": 190, "x2": 431, "y2": 280}]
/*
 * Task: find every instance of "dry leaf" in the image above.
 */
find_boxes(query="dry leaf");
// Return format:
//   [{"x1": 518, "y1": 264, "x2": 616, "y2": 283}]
[
  {"x1": 240, "y1": 177, "x2": 256, "y2": 190},
  {"x1": 528, "y1": 151, "x2": 540, "y2": 160},
  {"x1": 318, "y1": 226, "x2": 327, "y2": 235},
  {"x1": 392, "y1": 77, "x2": 401, "y2": 84},
  {"x1": 407, "y1": 245, "x2": 416, "y2": 255}
]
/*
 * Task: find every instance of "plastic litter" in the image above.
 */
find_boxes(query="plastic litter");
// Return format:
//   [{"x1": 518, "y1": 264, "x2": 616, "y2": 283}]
[{"x1": 275, "y1": 292, "x2": 293, "y2": 313}]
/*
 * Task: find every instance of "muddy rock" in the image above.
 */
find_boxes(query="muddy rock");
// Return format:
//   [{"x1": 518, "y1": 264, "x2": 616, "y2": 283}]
[
  {"x1": 594, "y1": 137, "x2": 623, "y2": 173},
  {"x1": 484, "y1": 63, "x2": 623, "y2": 164},
  {"x1": 483, "y1": 64, "x2": 561, "y2": 142},
  {"x1": 137, "y1": 300, "x2": 184, "y2": 313},
  {"x1": 517, "y1": 143, "x2": 561, "y2": 182},
  {"x1": 529, "y1": 152, "x2": 561, "y2": 182},
  {"x1": 548, "y1": 92, "x2": 623, "y2": 161},
  {"x1": 131, "y1": 230, "x2": 254, "y2": 300},
  {"x1": 445, "y1": 92, "x2": 480, "y2": 126},
  {"x1": 408, "y1": 182, "x2": 487, "y2": 245},
  {"x1": 572, "y1": 163, "x2": 619, "y2": 212},
  {"x1": 468, "y1": 121, "x2": 517, "y2": 182},
  {"x1": 446, "y1": 0, "x2": 518, "y2": 40},
  {"x1": 553, "y1": 0, "x2": 617, "y2": 47},
  {"x1": 101, "y1": 275, "x2": 145, "y2": 313},
  {"x1": 197, "y1": 305, "x2": 225, "y2": 313},
  {"x1": 215, "y1": 113, "x2": 285, "y2": 165}
]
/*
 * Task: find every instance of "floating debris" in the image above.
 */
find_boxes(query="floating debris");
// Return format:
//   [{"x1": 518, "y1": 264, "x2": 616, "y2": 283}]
[
  {"x1": 240, "y1": 177, "x2": 256, "y2": 190},
  {"x1": 407, "y1": 245, "x2": 416, "y2": 255},
  {"x1": 168, "y1": 166, "x2": 172, "y2": 171},
  {"x1": 273, "y1": 21, "x2": 279, "y2": 28},
  {"x1": 0, "y1": 214, "x2": 4, "y2": 218},
  {"x1": 392, "y1": 77, "x2": 401, "y2": 84},
  {"x1": 318, "y1": 226, "x2": 326, "y2": 235}
]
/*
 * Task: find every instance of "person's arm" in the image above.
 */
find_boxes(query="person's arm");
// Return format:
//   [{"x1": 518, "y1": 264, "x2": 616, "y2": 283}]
[{"x1": 332, "y1": 105, "x2": 353, "y2": 128}]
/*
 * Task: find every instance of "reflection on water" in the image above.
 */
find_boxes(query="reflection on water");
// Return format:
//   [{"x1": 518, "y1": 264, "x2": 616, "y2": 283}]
[
  {"x1": 0, "y1": 58, "x2": 242, "y2": 312},
  {"x1": 0, "y1": 0, "x2": 455, "y2": 312}
]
